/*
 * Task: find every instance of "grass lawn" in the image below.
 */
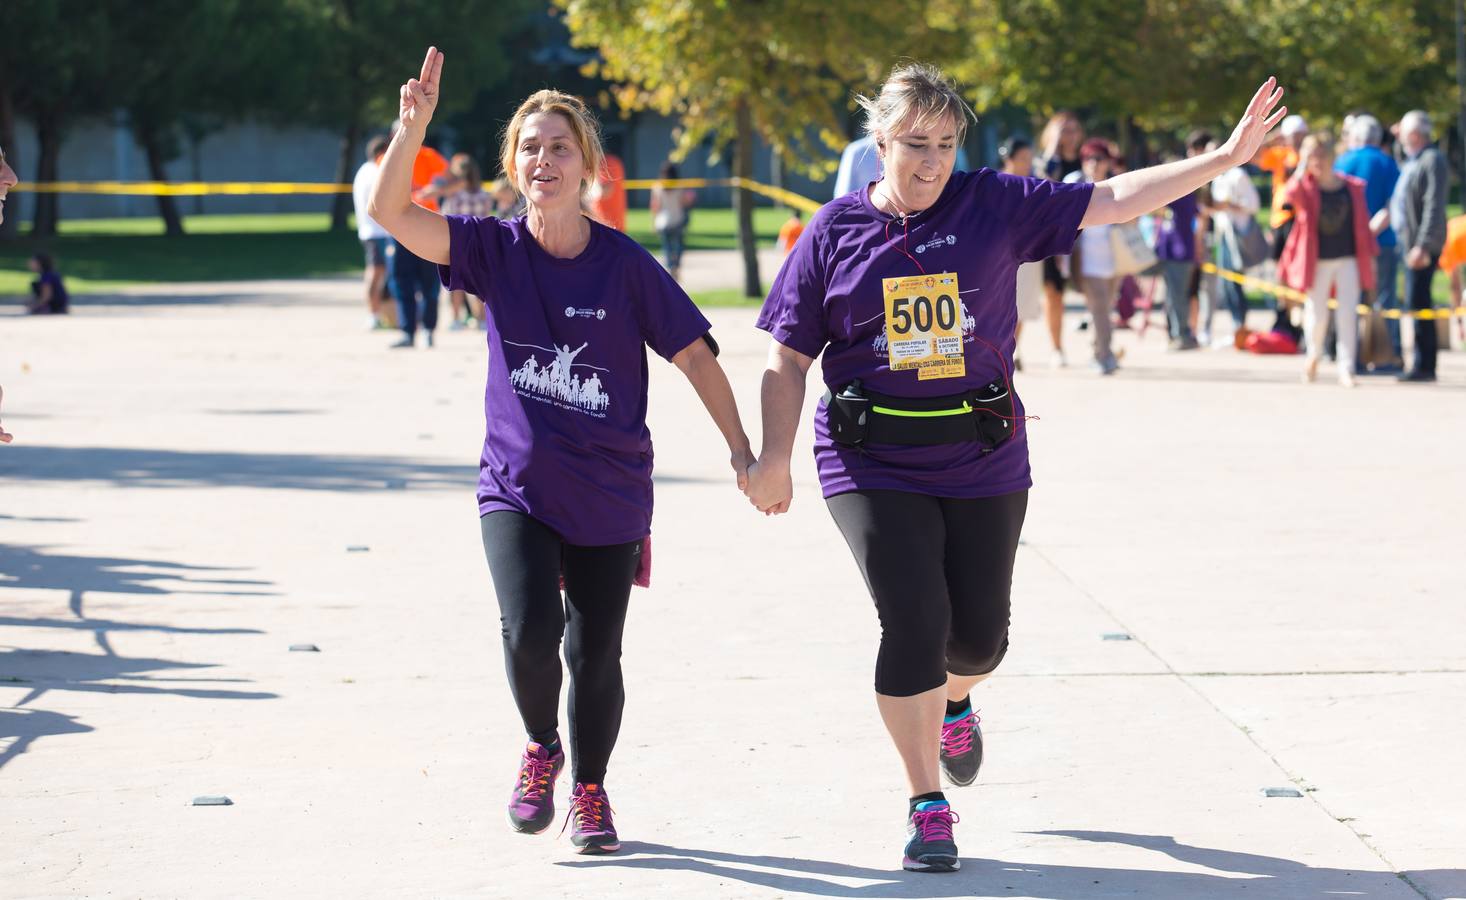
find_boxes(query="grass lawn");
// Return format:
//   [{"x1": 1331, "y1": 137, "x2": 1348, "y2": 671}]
[
  {"x1": 686, "y1": 287, "x2": 764, "y2": 308},
  {"x1": 0, "y1": 208, "x2": 789, "y2": 297}
]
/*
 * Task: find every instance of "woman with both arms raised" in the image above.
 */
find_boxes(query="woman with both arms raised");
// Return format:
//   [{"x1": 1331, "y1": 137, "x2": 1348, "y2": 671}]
[
  {"x1": 746, "y1": 63, "x2": 1286, "y2": 873},
  {"x1": 371, "y1": 47, "x2": 754, "y2": 856}
]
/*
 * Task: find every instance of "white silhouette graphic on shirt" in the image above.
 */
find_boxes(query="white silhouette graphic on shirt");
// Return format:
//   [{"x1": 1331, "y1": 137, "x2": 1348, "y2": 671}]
[{"x1": 505, "y1": 340, "x2": 612, "y2": 413}]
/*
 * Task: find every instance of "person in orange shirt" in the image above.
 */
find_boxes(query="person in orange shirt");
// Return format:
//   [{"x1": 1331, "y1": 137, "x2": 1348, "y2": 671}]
[
  {"x1": 387, "y1": 122, "x2": 450, "y2": 348},
  {"x1": 1437, "y1": 214, "x2": 1466, "y2": 344},
  {"x1": 777, "y1": 208, "x2": 804, "y2": 254},
  {"x1": 1254, "y1": 114, "x2": 1308, "y2": 230},
  {"x1": 591, "y1": 154, "x2": 627, "y2": 231}
]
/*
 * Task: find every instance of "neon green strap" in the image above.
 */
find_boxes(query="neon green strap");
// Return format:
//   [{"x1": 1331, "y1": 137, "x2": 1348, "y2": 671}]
[{"x1": 871, "y1": 401, "x2": 973, "y2": 419}]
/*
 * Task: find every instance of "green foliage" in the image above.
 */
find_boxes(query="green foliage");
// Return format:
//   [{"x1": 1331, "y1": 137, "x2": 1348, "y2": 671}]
[
  {"x1": 949, "y1": 0, "x2": 1450, "y2": 136},
  {"x1": 556, "y1": 0, "x2": 966, "y2": 177}
]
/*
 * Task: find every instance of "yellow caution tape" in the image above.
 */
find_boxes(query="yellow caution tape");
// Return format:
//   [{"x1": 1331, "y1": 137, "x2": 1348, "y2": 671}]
[
  {"x1": 620, "y1": 176, "x2": 823, "y2": 215},
  {"x1": 1200, "y1": 262, "x2": 1463, "y2": 320},
  {"x1": 19, "y1": 177, "x2": 824, "y2": 214},
  {"x1": 17, "y1": 181, "x2": 351, "y2": 196}
]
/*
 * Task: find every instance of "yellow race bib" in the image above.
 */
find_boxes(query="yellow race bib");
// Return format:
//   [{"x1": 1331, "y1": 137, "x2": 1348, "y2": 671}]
[{"x1": 882, "y1": 272, "x2": 965, "y2": 381}]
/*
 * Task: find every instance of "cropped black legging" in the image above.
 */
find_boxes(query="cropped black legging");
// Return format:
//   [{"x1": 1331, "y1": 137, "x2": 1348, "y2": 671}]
[
  {"x1": 826, "y1": 489, "x2": 1028, "y2": 697},
  {"x1": 480, "y1": 510, "x2": 642, "y2": 785}
]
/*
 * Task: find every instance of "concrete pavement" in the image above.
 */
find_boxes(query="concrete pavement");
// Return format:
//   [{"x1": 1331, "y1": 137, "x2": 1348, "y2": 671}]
[{"x1": 1, "y1": 275, "x2": 1463, "y2": 899}]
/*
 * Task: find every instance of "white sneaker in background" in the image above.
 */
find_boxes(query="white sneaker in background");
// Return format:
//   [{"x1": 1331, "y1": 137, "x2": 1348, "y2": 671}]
[{"x1": 1049, "y1": 350, "x2": 1068, "y2": 369}]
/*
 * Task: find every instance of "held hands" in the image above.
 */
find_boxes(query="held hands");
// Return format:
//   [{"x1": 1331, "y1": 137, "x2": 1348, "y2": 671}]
[
  {"x1": 744, "y1": 458, "x2": 793, "y2": 516},
  {"x1": 400, "y1": 47, "x2": 443, "y2": 133},
  {"x1": 730, "y1": 445, "x2": 755, "y2": 494},
  {"x1": 1221, "y1": 77, "x2": 1288, "y2": 168},
  {"x1": 1405, "y1": 247, "x2": 1432, "y2": 270}
]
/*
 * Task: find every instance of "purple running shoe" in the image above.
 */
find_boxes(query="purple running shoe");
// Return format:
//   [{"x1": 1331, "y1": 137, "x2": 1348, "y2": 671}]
[
  {"x1": 564, "y1": 783, "x2": 620, "y2": 854},
  {"x1": 507, "y1": 741, "x2": 564, "y2": 834}
]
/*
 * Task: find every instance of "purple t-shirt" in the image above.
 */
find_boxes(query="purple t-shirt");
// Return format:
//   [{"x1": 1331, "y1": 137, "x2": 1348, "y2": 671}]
[
  {"x1": 1155, "y1": 191, "x2": 1199, "y2": 262},
  {"x1": 439, "y1": 214, "x2": 711, "y2": 545},
  {"x1": 756, "y1": 169, "x2": 1092, "y2": 499}
]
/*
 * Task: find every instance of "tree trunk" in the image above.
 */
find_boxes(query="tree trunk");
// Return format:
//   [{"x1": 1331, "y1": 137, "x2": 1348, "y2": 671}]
[
  {"x1": 0, "y1": 89, "x2": 17, "y2": 240},
  {"x1": 139, "y1": 124, "x2": 185, "y2": 237},
  {"x1": 733, "y1": 100, "x2": 760, "y2": 298},
  {"x1": 330, "y1": 119, "x2": 361, "y2": 232},
  {"x1": 31, "y1": 111, "x2": 63, "y2": 238}
]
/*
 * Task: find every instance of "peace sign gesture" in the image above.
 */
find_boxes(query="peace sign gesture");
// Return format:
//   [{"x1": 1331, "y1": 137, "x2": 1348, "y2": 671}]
[
  {"x1": 1222, "y1": 76, "x2": 1287, "y2": 167},
  {"x1": 400, "y1": 46, "x2": 444, "y2": 133}
]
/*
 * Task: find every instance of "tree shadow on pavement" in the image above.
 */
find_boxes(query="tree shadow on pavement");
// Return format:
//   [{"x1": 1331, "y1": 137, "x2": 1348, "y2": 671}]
[
  {"x1": 558, "y1": 834, "x2": 1462, "y2": 899},
  {"x1": 0, "y1": 708, "x2": 94, "y2": 771},
  {"x1": 0, "y1": 546, "x2": 283, "y2": 771},
  {"x1": 0, "y1": 544, "x2": 275, "y2": 597},
  {"x1": 0, "y1": 445, "x2": 474, "y2": 492}
]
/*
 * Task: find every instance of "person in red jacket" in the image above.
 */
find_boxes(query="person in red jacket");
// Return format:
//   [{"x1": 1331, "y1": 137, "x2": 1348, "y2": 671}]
[{"x1": 1279, "y1": 132, "x2": 1378, "y2": 387}]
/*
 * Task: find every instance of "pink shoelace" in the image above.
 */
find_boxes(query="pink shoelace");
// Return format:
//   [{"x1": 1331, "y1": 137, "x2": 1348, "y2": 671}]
[
  {"x1": 911, "y1": 805, "x2": 960, "y2": 842},
  {"x1": 941, "y1": 709, "x2": 980, "y2": 757},
  {"x1": 516, "y1": 754, "x2": 555, "y2": 802},
  {"x1": 563, "y1": 788, "x2": 615, "y2": 835}
]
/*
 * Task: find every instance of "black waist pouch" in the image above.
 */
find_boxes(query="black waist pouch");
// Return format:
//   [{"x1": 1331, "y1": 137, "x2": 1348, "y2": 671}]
[{"x1": 825, "y1": 380, "x2": 1016, "y2": 451}]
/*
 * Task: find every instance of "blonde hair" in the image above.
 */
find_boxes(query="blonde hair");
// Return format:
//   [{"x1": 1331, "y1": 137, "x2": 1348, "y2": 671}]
[
  {"x1": 855, "y1": 62, "x2": 974, "y2": 148},
  {"x1": 1300, "y1": 132, "x2": 1337, "y2": 164},
  {"x1": 499, "y1": 89, "x2": 605, "y2": 200}
]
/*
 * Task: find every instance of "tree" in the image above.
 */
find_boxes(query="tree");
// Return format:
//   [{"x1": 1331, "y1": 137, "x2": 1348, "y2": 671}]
[
  {"x1": 108, "y1": 1, "x2": 256, "y2": 236},
  {"x1": 948, "y1": 0, "x2": 1432, "y2": 145},
  {"x1": 558, "y1": 0, "x2": 966, "y2": 297},
  {"x1": 0, "y1": 0, "x2": 112, "y2": 238},
  {"x1": 284, "y1": 0, "x2": 531, "y2": 231}
]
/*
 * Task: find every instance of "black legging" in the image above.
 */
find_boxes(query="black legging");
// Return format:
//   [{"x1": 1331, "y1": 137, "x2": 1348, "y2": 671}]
[
  {"x1": 826, "y1": 489, "x2": 1028, "y2": 697},
  {"x1": 480, "y1": 511, "x2": 642, "y2": 785}
]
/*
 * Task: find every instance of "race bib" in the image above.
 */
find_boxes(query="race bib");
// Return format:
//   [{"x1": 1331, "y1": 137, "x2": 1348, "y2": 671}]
[{"x1": 882, "y1": 272, "x2": 965, "y2": 380}]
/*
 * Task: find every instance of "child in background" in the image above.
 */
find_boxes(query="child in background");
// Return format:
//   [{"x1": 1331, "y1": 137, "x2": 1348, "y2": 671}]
[
  {"x1": 777, "y1": 208, "x2": 804, "y2": 254},
  {"x1": 27, "y1": 254, "x2": 69, "y2": 315}
]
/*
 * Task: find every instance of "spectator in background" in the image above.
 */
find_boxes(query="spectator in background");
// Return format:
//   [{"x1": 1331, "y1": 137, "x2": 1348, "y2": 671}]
[
  {"x1": 1036, "y1": 113, "x2": 1085, "y2": 368},
  {"x1": 490, "y1": 178, "x2": 524, "y2": 218},
  {"x1": 650, "y1": 161, "x2": 694, "y2": 281},
  {"x1": 1335, "y1": 114, "x2": 1402, "y2": 369},
  {"x1": 26, "y1": 254, "x2": 69, "y2": 315},
  {"x1": 777, "y1": 208, "x2": 804, "y2": 254},
  {"x1": 1279, "y1": 133, "x2": 1377, "y2": 388},
  {"x1": 387, "y1": 121, "x2": 449, "y2": 349},
  {"x1": 438, "y1": 153, "x2": 493, "y2": 329},
  {"x1": 352, "y1": 136, "x2": 394, "y2": 330},
  {"x1": 1389, "y1": 110, "x2": 1449, "y2": 382},
  {"x1": 834, "y1": 134, "x2": 881, "y2": 198},
  {"x1": 1067, "y1": 138, "x2": 1122, "y2": 375},
  {"x1": 1438, "y1": 214, "x2": 1466, "y2": 346},
  {"x1": 1039, "y1": 111, "x2": 1085, "y2": 181},
  {"x1": 1256, "y1": 114, "x2": 1308, "y2": 247},
  {"x1": 1209, "y1": 139, "x2": 1262, "y2": 341},
  {"x1": 1000, "y1": 137, "x2": 1046, "y2": 371},
  {"x1": 1154, "y1": 132, "x2": 1209, "y2": 351},
  {"x1": 834, "y1": 132, "x2": 969, "y2": 198},
  {"x1": 590, "y1": 153, "x2": 627, "y2": 231}
]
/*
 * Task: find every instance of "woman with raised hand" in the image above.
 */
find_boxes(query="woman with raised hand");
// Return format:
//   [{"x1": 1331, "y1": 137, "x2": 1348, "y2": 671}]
[
  {"x1": 369, "y1": 48, "x2": 754, "y2": 856},
  {"x1": 746, "y1": 63, "x2": 1284, "y2": 873}
]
